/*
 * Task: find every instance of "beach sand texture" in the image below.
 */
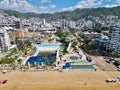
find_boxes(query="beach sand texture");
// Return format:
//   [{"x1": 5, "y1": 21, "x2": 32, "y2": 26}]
[{"x1": 0, "y1": 71, "x2": 120, "y2": 90}]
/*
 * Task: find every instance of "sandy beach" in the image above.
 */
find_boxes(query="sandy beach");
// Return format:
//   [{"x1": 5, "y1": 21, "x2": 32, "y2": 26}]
[{"x1": 0, "y1": 71, "x2": 120, "y2": 90}]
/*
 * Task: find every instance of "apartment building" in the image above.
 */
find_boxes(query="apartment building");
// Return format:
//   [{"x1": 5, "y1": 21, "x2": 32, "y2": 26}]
[
  {"x1": 106, "y1": 23, "x2": 120, "y2": 53},
  {"x1": 0, "y1": 29, "x2": 11, "y2": 52}
]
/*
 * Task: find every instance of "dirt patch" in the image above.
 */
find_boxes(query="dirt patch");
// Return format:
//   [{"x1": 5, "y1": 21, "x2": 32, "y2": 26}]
[{"x1": 89, "y1": 55, "x2": 117, "y2": 71}]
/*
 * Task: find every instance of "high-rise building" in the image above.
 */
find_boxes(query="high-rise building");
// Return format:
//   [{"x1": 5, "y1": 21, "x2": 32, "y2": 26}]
[
  {"x1": 68, "y1": 20, "x2": 76, "y2": 28},
  {"x1": 15, "y1": 21, "x2": 22, "y2": 29},
  {"x1": 0, "y1": 29, "x2": 11, "y2": 52},
  {"x1": 43, "y1": 19, "x2": 46, "y2": 26},
  {"x1": 106, "y1": 23, "x2": 120, "y2": 54},
  {"x1": 60, "y1": 19, "x2": 66, "y2": 30}
]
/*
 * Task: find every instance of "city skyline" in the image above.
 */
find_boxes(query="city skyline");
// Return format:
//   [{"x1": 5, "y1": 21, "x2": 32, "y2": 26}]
[
  {"x1": 0, "y1": 1, "x2": 120, "y2": 90},
  {"x1": 0, "y1": 0, "x2": 119, "y2": 13}
]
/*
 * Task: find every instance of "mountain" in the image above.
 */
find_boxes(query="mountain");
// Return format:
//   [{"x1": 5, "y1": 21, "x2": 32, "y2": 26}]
[{"x1": 1, "y1": 6, "x2": 120, "y2": 20}]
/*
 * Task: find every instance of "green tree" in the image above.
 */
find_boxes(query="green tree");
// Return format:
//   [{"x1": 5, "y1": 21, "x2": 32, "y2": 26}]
[
  {"x1": 72, "y1": 41, "x2": 77, "y2": 50},
  {"x1": 77, "y1": 37, "x2": 83, "y2": 43},
  {"x1": 24, "y1": 49, "x2": 28, "y2": 55},
  {"x1": 56, "y1": 30, "x2": 66, "y2": 38},
  {"x1": 18, "y1": 59, "x2": 22, "y2": 65},
  {"x1": 0, "y1": 58, "x2": 16, "y2": 64}
]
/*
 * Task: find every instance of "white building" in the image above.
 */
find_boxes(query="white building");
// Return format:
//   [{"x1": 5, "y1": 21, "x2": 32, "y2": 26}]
[
  {"x1": 43, "y1": 19, "x2": 46, "y2": 26},
  {"x1": 106, "y1": 22, "x2": 120, "y2": 54},
  {"x1": 39, "y1": 27, "x2": 57, "y2": 34},
  {"x1": 0, "y1": 29, "x2": 11, "y2": 52},
  {"x1": 68, "y1": 20, "x2": 76, "y2": 28}
]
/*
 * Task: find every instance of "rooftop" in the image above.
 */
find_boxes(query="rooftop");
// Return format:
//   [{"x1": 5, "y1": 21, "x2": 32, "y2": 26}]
[{"x1": 71, "y1": 60, "x2": 91, "y2": 65}]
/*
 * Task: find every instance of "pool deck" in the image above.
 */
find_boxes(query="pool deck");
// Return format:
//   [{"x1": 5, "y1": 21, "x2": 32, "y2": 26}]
[{"x1": 24, "y1": 43, "x2": 61, "y2": 65}]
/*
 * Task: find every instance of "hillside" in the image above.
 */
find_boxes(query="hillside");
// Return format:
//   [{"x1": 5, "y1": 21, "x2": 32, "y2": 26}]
[{"x1": 1, "y1": 6, "x2": 120, "y2": 20}]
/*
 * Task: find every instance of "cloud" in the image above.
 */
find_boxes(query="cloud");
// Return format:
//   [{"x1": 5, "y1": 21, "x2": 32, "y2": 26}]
[
  {"x1": 102, "y1": 0, "x2": 120, "y2": 8},
  {"x1": 61, "y1": 6, "x2": 74, "y2": 11},
  {"x1": 61, "y1": 0, "x2": 120, "y2": 11},
  {"x1": 0, "y1": 0, "x2": 56, "y2": 13},
  {"x1": 106, "y1": 0, "x2": 112, "y2": 2},
  {"x1": 41, "y1": 0, "x2": 51, "y2": 3},
  {"x1": 0, "y1": 0, "x2": 37, "y2": 12},
  {"x1": 117, "y1": 0, "x2": 120, "y2": 3},
  {"x1": 61, "y1": 0, "x2": 103, "y2": 11},
  {"x1": 49, "y1": 4, "x2": 56, "y2": 9},
  {"x1": 39, "y1": 6, "x2": 48, "y2": 11},
  {"x1": 104, "y1": 4, "x2": 118, "y2": 8}
]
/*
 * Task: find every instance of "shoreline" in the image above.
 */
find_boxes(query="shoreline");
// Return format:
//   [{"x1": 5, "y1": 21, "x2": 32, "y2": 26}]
[{"x1": 0, "y1": 71, "x2": 120, "y2": 90}]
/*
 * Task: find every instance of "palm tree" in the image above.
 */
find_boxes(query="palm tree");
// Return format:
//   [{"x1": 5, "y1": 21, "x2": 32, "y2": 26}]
[
  {"x1": 50, "y1": 57, "x2": 56, "y2": 66},
  {"x1": 37, "y1": 56, "x2": 41, "y2": 65},
  {"x1": 43, "y1": 53, "x2": 48, "y2": 65},
  {"x1": 17, "y1": 59, "x2": 22, "y2": 65}
]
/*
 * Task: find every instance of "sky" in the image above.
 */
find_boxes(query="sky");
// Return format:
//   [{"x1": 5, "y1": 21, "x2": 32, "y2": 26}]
[{"x1": 0, "y1": 0, "x2": 119, "y2": 13}]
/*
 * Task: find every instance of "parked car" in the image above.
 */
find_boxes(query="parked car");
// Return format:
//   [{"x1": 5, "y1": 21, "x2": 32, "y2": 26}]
[
  {"x1": 105, "y1": 60, "x2": 110, "y2": 63},
  {"x1": 106, "y1": 79, "x2": 116, "y2": 83},
  {"x1": 0, "y1": 80, "x2": 8, "y2": 84},
  {"x1": 106, "y1": 59, "x2": 115, "y2": 63},
  {"x1": 2, "y1": 70, "x2": 7, "y2": 74},
  {"x1": 118, "y1": 68, "x2": 120, "y2": 71}
]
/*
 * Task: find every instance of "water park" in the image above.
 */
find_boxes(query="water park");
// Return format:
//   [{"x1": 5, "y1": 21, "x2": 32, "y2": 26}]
[
  {"x1": 26, "y1": 43, "x2": 61, "y2": 66},
  {"x1": 25, "y1": 41, "x2": 95, "y2": 71}
]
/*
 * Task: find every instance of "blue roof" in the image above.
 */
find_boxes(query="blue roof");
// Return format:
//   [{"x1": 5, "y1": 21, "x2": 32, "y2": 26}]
[{"x1": 95, "y1": 38, "x2": 107, "y2": 43}]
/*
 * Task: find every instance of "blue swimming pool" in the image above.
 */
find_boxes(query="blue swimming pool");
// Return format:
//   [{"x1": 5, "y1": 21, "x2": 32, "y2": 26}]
[
  {"x1": 27, "y1": 53, "x2": 56, "y2": 65},
  {"x1": 38, "y1": 44, "x2": 61, "y2": 50},
  {"x1": 26, "y1": 43, "x2": 62, "y2": 65}
]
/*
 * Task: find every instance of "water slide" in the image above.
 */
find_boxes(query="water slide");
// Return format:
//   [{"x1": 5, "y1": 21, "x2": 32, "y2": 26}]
[
  {"x1": 22, "y1": 56, "x2": 30, "y2": 65},
  {"x1": 67, "y1": 42, "x2": 73, "y2": 53},
  {"x1": 32, "y1": 47, "x2": 39, "y2": 56},
  {"x1": 56, "y1": 49, "x2": 60, "y2": 59},
  {"x1": 76, "y1": 46, "x2": 86, "y2": 60},
  {"x1": 22, "y1": 45, "x2": 39, "y2": 65}
]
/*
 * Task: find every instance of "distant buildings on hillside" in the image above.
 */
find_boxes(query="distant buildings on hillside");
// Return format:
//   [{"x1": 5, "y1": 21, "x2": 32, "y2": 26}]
[{"x1": 0, "y1": 10, "x2": 120, "y2": 55}]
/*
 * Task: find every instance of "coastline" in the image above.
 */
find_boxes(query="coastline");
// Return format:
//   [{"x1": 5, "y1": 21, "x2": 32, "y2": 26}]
[{"x1": 0, "y1": 71, "x2": 120, "y2": 90}]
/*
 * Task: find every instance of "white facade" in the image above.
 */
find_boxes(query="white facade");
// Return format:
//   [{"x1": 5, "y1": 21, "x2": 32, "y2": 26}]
[
  {"x1": 43, "y1": 19, "x2": 46, "y2": 26},
  {"x1": 106, "y1": 23, "x2": 120, "y2": 53},
  {"x1": 40, "y1": 27, "x2": 57, "y2": 34},
  {"x1": 69, "y1": 21, "x2": 76, "y2": 28},
  {"x1": 0, "y1": 29, "x2": 11, "y2": 52}
]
